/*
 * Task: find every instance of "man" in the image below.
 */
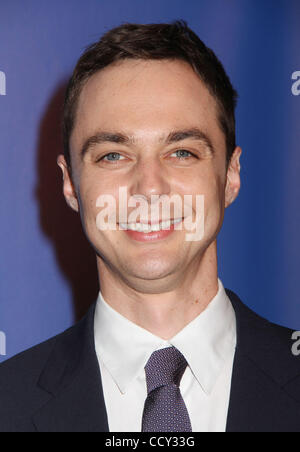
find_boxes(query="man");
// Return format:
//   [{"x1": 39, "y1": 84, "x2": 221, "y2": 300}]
[{"x1": 0, "y1": 20, "x2": 300, "y2": 433}]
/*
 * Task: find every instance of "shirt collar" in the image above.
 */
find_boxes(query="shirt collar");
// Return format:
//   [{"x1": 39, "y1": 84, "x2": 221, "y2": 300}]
[{"x1": 94, "y1": 278, "x2": 236, "y2": 395}]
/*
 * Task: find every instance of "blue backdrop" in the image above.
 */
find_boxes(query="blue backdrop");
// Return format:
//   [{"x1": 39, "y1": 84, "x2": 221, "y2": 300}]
[{"x1": 0, "y1": 0, "x2": 299, "y2": 361}]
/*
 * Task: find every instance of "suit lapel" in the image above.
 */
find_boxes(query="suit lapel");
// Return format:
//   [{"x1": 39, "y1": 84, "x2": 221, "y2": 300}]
[
  {"x1": 226, "y1": 289, "x2": 300, "y2": 432},
  {"x1": 32, "y1": 304, "x2": 109, "y2": 432},
  {"x1": 31, "y1": 289, "x2": 300, "y2": 432},
  {"x1": 226, "y1": 348, "x2": 300, "y2": 432}
]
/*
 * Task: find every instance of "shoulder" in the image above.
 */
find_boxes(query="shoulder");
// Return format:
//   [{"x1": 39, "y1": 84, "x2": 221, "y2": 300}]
[
  {"x1": 0, "y1": 302, "x2": 95, "y2": 381},
  {"x1": 226, "y1": 288, "x2": 300, "y2": 389},
  {"x1": 226, "y1": 287, "x2": 295, "y2": 341},
  {"x1": 0, "y1": 327, "x2": 67, "y2": 385},
  {"x1": 0, "y1": 304, "x2": 94, "y2": 432},
  {"x1": 0, "y1": 327, "x2": 69, "y2": 429}
]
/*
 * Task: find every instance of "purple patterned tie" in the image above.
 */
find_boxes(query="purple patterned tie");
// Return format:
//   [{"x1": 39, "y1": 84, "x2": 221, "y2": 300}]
[{"x1": 142, "y1": 346, "x2": 192, "y2": 432}]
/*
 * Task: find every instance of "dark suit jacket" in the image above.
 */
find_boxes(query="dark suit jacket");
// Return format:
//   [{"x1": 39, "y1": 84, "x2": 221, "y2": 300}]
[{"x1": 0, "y1": 289, "x2": 300, "y2": 432}]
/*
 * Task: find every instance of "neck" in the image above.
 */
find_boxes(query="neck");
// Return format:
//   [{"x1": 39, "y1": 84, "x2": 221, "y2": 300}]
[{"x1": 96, "y1": 241, "x2": 219, "y2": 340}]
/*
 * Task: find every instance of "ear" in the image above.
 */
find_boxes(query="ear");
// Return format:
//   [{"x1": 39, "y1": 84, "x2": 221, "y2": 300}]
[
  {"x1": 225, "y1": 146, "x2": 242, "y2": 208},
  {"x1": 57, "y1": 155, "x2": 79, "y2": 212}
]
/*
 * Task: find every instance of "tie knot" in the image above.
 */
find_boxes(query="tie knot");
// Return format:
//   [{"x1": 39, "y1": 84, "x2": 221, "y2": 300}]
[{"x1": 144, "y1": 346, "x2": 188, "y2": 394}]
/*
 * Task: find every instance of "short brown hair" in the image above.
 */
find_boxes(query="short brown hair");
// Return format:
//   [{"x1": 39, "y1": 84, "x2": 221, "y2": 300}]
[{"x1": 62, "y1": 20, "x2": 238, "y2": 169}]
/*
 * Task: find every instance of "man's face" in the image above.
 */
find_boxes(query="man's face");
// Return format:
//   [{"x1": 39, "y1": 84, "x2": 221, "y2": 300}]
[{"x1": 58, "y1": 59, "x2": 241, "y2": 292}]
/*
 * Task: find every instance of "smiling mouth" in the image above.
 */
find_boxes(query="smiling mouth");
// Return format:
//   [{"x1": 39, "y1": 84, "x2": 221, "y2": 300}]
[{"x1": 118, "y1": 218, "x2": 183, "y2": 233}]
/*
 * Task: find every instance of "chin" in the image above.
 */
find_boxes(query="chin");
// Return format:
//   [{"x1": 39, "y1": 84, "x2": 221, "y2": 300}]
[{"x1": 125, "y1": 260, "x2": 178, "y2": 282}]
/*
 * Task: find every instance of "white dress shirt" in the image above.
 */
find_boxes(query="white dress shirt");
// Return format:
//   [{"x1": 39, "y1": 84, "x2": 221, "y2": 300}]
[{"x1": 94, "y1": 278, "x2": 237, "y2": 432}]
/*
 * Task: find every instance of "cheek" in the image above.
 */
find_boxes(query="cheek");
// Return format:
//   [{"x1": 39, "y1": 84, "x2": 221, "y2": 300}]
[
  {"x1": 76, "y1": 176, "x2": 105, "y2": 231},
  {"x1": 77, "y1": 192, "x2": 97, "y2": 237},
  {"x1": 77, "y1": 175, "x2": 124, "y2": 237},
  {"x1": 207, "y1": 173, "x2": 225, "y2": 204},
  {"x1": 203, "y1": 175, "x2": 226, "y2": 235},
  {"x1": 190, "y1": 169, "x2": 225, "y2": 226},
  {"x1": 184, "y1": 166, "x2": 224, "y2": 203}
]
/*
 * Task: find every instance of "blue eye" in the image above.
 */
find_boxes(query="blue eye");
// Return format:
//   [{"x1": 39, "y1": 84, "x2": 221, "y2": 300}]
[
  {"x1": 172, "y1": 150, "x2": 194, "y2": 159},
  {"x1": 98, "y1": 152, "x2": 124, "y2": 162},
  {"x1": 101, "y1": 152, "x2": 125, "y2": 161}
]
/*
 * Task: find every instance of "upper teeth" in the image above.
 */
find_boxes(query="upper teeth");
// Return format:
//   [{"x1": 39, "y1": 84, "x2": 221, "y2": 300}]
[{"x1": 119, "y1": 218, "x2": 182, "y2": 232}]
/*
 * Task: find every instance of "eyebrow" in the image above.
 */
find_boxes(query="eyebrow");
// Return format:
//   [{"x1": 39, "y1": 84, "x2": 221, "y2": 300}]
[{"x1": 80, "y1": 127, "x2": 215, "y2": 158}]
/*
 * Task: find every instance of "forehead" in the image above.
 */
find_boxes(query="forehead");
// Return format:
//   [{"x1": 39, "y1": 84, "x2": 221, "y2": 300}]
[{"x1": 71, "y1": 59, "x2": 222, "y2": 148}]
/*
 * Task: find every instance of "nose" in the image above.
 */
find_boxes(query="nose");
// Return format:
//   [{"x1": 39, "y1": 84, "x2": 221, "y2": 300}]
[{"x1": 129, "y1": 156, "x2": 171, "y2": 202}]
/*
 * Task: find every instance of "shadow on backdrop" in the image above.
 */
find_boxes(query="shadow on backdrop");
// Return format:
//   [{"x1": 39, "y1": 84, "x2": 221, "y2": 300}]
[{"x1": 35, "y1": 81, "x2": 99, "y2": 321}]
